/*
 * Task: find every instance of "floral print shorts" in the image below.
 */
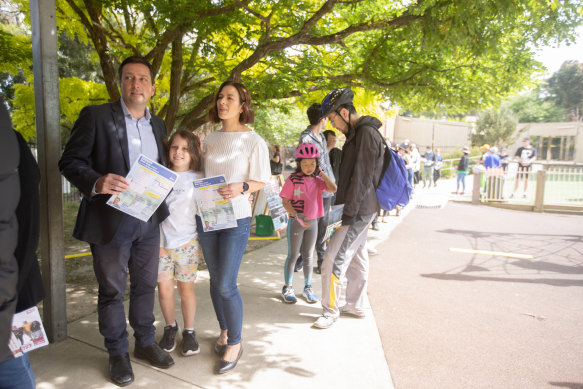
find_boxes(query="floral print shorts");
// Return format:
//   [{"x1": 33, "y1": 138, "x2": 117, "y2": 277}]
[{"x1": 158, "y1": 238, "x2": 201, "y2": 283}]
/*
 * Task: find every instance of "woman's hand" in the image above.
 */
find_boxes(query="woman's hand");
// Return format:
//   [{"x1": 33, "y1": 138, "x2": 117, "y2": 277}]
[{"x1": 218, "y1": 182, "x2": 244, "y2": 200}]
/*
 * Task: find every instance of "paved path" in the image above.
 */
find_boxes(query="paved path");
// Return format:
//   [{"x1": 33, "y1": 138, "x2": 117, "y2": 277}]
[
  {"x1": 29, "y1": 178, "x2": 583, "y2": 388},
  {"x1": 368, "y1": 185, "x2": 583, "y2": 389},
  {"x1": 31, "y1": 229, "x2": 393, "y2": 388}
]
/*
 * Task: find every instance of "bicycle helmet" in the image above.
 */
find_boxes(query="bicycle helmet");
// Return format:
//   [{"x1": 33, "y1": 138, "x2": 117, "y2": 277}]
[
  {"x1": 294, "y1": 143, "x2": 320, "y2": 159},
  {"x1": 321, "y1": 87, "x2": 355, "y2": 117}
]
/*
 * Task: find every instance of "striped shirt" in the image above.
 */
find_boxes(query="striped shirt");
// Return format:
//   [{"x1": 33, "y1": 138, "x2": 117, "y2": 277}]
[{"x1": 299, "y1": 126, "x2": 335, "y2": 198}]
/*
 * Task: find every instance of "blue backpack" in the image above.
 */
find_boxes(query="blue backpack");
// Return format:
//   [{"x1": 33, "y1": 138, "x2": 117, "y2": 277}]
[{"x1": 376, "y1": 140, "x2": 412, "y2": 211}]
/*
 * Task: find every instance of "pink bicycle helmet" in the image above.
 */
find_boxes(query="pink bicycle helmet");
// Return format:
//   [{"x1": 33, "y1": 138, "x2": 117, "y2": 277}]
[{"x1": 294, "y1": 143, "x2": 320, "y2": 159}]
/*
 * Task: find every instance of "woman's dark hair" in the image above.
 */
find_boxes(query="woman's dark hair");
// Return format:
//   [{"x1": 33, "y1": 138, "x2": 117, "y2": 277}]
[
  {"x1": 322, "y1": 130, "x2": 336, "y2": 142},
  {"x1": 166, "y1": 130, "x2": 202, "y2": 172},
  {"x1": 118, "y1": 56, "x2": 155, "y2": 84},
  {"x1": 273, "y1": 145, "x2": 280, "y2": 153},
  {"x1": 294, "y1": 157, "x2": 320, "y2": 177},
  {"x1": 207, "y1": 81, "x2": 254, "y2": 124}
]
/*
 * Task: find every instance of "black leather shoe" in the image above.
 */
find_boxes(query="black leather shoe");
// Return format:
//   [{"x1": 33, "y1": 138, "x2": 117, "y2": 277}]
[
  {"x1": 109, "y1": 353, "x2": 134, "y2": 387},
  {"x1": 217, "y1": 344, "x2": 243, "y2": 374},
  {"x1": 214, "y1": 342, "x2": 227, "y2": 357},
  {"x1": 134, "y1": 343, "x2": 175, "y2": 369}
]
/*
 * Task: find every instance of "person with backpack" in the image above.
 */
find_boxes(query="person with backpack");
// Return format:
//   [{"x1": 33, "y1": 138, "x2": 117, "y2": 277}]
[{"x1": 312, "y1": 87, "x2": 385, "y2": 329}]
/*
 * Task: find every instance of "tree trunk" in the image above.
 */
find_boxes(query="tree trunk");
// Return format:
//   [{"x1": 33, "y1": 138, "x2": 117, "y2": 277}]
[{"x1": 164, "y1": 30, "x2": 184, "y2": 132}]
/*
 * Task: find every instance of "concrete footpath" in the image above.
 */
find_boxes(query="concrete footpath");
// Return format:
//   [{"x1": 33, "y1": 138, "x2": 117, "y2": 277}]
[
  {"x1": 30, "y1": 191, "x2": 416, "y2": 388},
  {"x1": 29, "y1": 177, "x2": 583, "y2": 388}
]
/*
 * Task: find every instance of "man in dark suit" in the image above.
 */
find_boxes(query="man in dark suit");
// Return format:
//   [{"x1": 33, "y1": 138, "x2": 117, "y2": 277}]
[{"x1": 59, "y1": 56, "x2": 173, "y2": 386}]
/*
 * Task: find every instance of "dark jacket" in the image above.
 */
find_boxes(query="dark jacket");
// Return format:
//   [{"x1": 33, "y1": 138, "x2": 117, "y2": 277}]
[
  {"x1": 59, "y1": 100, "x2": 169, "y2": 245},
  {"x1": 335, "y1": 116, "x2": 385, "y2": 223},
  {"x1": 0, "y1": 100, "x2": 19, "y2": 362},
  {"x1": 328, "y1": 147, "x2": 342, "y2": 183},
  {"x1": 14, "y1": 131, "x2": 45, "y2": 312},
  {"x1": 458, "y1": 155, "x2": 470, "y2": 171}
]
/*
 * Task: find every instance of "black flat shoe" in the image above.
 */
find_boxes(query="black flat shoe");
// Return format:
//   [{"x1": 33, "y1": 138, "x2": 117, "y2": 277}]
[
  {"x1": 214, "y1": 342, "x2": 227, "y2": 357},
  {"x1": 109, "y1": 353, "x2": 134, "y2": 387},
  {"x1": 217, "y1": 344, "x2": 243, "y2": 374},
  {"x1": 134, "y1": 343, "x2": 175, "y2": 369}
]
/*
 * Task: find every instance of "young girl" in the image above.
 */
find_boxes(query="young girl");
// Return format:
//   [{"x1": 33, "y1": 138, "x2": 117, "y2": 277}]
[
  {"x1": 157, "y1": 130, "x2": 204, "y2": 356},
  {"x1": 280, "y1": 143, "x2": 337, "y2": 304}
]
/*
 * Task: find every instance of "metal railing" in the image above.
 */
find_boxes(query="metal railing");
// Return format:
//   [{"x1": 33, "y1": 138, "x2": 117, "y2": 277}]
[
  {"x1": 544, "y1": 166, "x2": 583, "y2": 206},
  {"x1": 478, "y1": 162, "x2": 583, "y2": 211}
]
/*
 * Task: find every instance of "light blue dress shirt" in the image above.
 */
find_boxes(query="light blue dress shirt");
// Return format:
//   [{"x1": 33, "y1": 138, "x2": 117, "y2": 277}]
[{"x1": 120, "y1": 98, "x2": 159, "y2": 165}]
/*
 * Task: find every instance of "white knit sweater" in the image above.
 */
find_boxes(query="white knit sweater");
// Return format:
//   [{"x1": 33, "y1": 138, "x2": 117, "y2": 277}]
[{"x1": 203, "y1": 130, "x2": 271, "y2": 219}]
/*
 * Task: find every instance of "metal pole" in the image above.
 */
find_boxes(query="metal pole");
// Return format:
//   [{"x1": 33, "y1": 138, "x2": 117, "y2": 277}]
[{"x1": 30, "y1": 0, "x2": 67, "y2": 342}]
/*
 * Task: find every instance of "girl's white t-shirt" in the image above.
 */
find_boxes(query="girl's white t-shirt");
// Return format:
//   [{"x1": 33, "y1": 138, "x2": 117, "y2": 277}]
[{"x1": 160, "y1": 170, "x2": 204, "y2": 249}]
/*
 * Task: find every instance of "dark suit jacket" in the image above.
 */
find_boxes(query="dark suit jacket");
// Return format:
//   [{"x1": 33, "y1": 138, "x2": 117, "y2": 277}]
[
  {"x1": 14, "y1": 131, "x2": 45, "y2": 312},
  {"x1": 0, "y1": 98, "x2": 19, "y2": 362},
  {"x1": 59, "y1": 100, "x2": 169, "y2": 245}
]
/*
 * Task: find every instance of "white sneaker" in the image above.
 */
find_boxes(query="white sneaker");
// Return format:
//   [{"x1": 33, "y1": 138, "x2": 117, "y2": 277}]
[
  {"x1": 312, "y1": 315, "x2": 336, "y2": 329},
  {"x1": 340, "y1": 306, "x2": 366, "y2": 319},
  {"x1": 367, "y1": 247, "x2": 378, "y2": 255}
]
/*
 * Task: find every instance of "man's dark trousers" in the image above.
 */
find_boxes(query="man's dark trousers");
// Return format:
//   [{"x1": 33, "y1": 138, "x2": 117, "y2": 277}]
[{"x1": 90, "y1": 215, "x2": 159, "y2": 357}]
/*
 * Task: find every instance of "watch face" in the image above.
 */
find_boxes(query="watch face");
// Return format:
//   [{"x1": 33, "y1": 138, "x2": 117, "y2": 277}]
[{"x1": 243, "y1": 182, "x2": 249, "y2": 191}]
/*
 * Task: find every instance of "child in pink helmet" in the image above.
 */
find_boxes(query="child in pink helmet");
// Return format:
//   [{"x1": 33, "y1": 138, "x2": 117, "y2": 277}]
[{"x1": 279, "y1": 143, "x2": 337, "y2": 304}]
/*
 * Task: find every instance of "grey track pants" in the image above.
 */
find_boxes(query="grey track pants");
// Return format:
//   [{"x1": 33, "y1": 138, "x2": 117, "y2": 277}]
[{"x1": 320, "y1": 214, "x2": 375, "y2": 317}]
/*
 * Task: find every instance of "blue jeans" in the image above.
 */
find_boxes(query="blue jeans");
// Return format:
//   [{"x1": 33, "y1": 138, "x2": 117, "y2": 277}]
[
  {"x1": 457, "y1": 172, "x2": 467, "y2": 192},
  {"x1": 0, "y1": 354, "x2": 35, "y2": 389},
  {"x1": 196, "y1": 216, "x2": 250, "y2": 345},
  {"x1": 407, "y1": 168, "x2": 414, "y2": 187}
]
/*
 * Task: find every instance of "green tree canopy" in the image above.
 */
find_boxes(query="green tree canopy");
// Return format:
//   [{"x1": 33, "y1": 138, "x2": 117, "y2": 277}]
[
  {"x1": 4, "y1": 0, "x2": 583, "y2": 137},
  {"x1": 547, "y1": 60, "x2": 583, "y2": 121},
  {"x1": 508, "y1": 91, "x2": 566, "y2": 123}
]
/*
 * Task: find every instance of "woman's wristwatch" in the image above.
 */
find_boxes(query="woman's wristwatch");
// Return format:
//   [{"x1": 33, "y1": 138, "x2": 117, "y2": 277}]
[{"x1": 241, "y1": 182, "x2": 249, "y2": 195}]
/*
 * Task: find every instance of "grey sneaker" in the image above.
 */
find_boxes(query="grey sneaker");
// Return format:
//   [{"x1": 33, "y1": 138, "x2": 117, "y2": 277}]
[
  {"x1": 312, "y1": 315, "x2": 336, "y2": 329},
  {"x1": 340, "y1": 306, "x2": 366, "y2": 318},
  {"x1": 158, "y1": 322, "x2": 179, "y2": 352},
  {"x1": 181, "y1": 330, "x2": 200, "y2": 356}
]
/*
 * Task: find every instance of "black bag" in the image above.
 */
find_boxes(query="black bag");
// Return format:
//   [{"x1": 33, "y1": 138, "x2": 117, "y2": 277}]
[{"x1": 270, "y1": 160, "x2": 283, "y2": 175}]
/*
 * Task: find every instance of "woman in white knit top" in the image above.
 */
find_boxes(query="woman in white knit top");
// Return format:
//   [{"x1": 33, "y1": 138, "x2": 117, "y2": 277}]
[{"x1": 197, "y1": 81, "x2": 270, "y2": 374}]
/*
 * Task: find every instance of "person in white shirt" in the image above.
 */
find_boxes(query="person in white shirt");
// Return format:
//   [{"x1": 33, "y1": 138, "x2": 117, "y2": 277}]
[
  {"x1": 198, "y1": 81, "x2": 270, "y2": 374},
  {"x1": 157, "y1": 130, "x2": 204, "y2": 358}
]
